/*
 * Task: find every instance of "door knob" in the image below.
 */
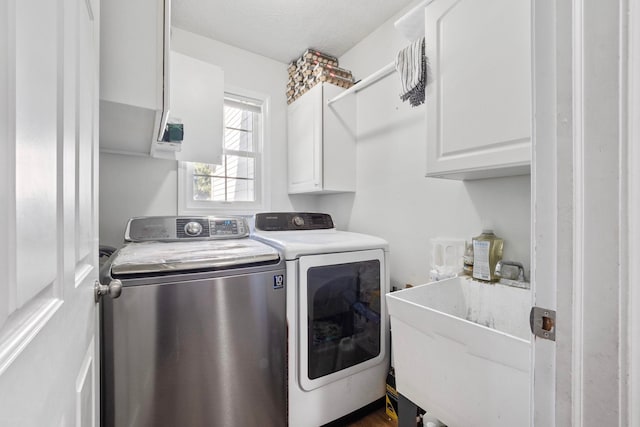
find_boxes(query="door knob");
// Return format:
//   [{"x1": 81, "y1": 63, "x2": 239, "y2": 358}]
[{"x1": 95, "y1": 279, "x2": 122, "y2": 302}]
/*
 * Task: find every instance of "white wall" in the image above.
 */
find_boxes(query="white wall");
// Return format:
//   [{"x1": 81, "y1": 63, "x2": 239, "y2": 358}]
[
  {"x1": 100, "y1": 154, "x2": 178, "y2": 248},
  {"x1": 317, "y1": 3, "x2": 532, "y2": 288},
  {"x1": 99, "y1": 28, "x2": 317, "y2": 247}
]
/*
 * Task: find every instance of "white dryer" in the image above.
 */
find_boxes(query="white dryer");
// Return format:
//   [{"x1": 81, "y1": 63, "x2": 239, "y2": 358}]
[{"x1": 252, "y1": 212, "x2": 390, "y2": 427}]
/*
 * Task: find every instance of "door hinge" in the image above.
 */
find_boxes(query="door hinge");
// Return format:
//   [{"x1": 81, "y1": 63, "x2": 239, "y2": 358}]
[{"x1": 530, "y1": 306, "x2": 556, "y2": 341}]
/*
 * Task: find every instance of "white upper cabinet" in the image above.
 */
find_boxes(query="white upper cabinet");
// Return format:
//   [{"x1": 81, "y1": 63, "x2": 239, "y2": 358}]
[
  {"x1": 99, "y1": 0, "x2": 170, "y2": 155},
  {"x1": 424, "y1": 0, "x2": 531, "y2": 180},
  {"x1": 152, "y1": 51, "x2": 224, "y2": 165},
  {"x1": 288, "y1": 83, "x2": 356, "y2": 194}
]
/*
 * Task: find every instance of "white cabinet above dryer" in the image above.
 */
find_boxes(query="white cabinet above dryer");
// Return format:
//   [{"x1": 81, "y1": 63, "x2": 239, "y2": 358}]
[
  {"x1": 424, "y1": 0, "x2": 531, "y2": 180},
  {"x1": 288, "y1": 83, "x2": 356, "y2": 194}
]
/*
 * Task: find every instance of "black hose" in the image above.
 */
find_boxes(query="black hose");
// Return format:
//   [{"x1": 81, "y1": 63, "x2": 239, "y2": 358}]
[{"x1": 99, "y1": 245, "x2": 117, "y2": 258}]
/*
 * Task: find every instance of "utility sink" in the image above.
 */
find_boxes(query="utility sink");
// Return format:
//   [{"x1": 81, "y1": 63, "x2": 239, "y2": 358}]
[{"x1": 386, "y1": 277, "x2": 531, "y2": 427}]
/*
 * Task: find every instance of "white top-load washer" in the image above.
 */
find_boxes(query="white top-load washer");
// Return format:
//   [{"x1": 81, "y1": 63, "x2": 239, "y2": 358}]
[{"x1": 252, "y1": 212, "x2": 390, "y2": 427}]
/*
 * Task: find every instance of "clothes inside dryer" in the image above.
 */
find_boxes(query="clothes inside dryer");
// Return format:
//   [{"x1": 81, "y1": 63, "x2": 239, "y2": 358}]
[{"x1": 306, "y1": 260, "x2": 382, "y2": 379}]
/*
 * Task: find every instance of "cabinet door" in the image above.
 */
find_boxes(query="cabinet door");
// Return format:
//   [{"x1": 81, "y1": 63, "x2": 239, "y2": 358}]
[
  {"x1": 168, "y1": 51, "x2": 224, "y2": 165},
  {"x1": 288, "y1": 84, "x2": 323, "y2": 193},
  {"x1": 100, "y1": 0, "x2": 165, "y2": 110},
  {"x1": 425, "y1": 0, "x2": 531, "y2": 179}
]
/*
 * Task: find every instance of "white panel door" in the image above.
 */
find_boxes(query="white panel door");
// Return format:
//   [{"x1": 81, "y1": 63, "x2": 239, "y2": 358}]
[
  {"x1": 532, "y1": 0, "x2": 631, "y2": 425},
  {"x1": 0, "y1": 0, "x2": 100, "y2": 425}
]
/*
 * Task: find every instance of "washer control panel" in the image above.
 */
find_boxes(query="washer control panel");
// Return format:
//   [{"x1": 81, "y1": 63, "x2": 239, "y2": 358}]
[
  {"x1": 254, "y1": 212, "x2": 334, "y2": 231},
  {"x1": 125, "y1": 216, "x2": 249, "y2": 242},
  {"x1": 209, "y1": 218, "x2": 244, "y2": 236}
]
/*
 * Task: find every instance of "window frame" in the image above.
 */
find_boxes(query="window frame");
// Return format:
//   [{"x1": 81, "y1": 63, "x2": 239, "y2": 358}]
[{"x1": 178, "y1": 88, "x2": 270, "y2": 215}]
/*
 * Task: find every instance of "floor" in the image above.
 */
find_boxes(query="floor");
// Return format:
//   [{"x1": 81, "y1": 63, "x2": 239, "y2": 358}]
[
  {"x1": 346, "y1": 407, "x2": 397, "y2": 427},
  {"x1": 323, "y1": 399, "x2": 398, "y2": 427}
]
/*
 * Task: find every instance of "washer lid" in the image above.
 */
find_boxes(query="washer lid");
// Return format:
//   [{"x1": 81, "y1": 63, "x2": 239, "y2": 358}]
[
  {"x1": 252, "y1": 229, "x2": 388, "y2": 260},
  {"x1": 110, "y1": 239, "x2": 280, "y2": 275}
]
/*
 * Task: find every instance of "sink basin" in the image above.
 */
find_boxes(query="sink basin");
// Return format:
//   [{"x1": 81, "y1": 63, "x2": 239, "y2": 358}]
[{"x1": 386, "y1": 276, "x2": 531, "y2": 427}]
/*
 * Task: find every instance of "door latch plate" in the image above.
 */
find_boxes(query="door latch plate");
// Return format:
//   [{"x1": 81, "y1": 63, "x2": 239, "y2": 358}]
[{"x1": 530, "y1": 306, "x2": 556, "y2": 341}]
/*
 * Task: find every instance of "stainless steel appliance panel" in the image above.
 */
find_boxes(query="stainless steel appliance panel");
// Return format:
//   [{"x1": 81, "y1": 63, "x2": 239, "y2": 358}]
[{"x1": 102, "y1": 268, "x2": 286, "y2": 427}]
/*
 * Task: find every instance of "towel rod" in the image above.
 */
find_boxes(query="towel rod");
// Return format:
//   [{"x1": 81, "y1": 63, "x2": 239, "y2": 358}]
[{"x1": 326, "y1": 61, "x2": 396, "y2": 105}]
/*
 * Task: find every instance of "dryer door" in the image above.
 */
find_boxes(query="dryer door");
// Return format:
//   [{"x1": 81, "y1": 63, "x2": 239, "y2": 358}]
[{"x1": 298, "y1": 249, "x2": 387, "y2": 391}]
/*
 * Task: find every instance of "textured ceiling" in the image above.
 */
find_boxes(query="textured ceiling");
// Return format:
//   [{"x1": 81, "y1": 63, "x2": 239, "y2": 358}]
[{"x1": 172, "y1": 0, "x2": 416, "y2": 64}]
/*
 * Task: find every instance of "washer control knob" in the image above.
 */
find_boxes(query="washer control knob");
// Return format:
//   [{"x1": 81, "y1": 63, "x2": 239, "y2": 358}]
[
  {"x1": 184, "y1": 221, "x2": 203, "y2": 236},
  {"x1": 292, "y1": 216, "x2": 305, "y2": 227}
]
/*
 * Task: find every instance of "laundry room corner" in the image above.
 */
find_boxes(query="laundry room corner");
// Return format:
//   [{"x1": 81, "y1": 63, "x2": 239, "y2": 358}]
[
  {"x1": 316, "y1": 1, "x2": 532, "y2": 289},
  {"x1": 6, "y1": 0, "x2": 638, "y2": 424}
]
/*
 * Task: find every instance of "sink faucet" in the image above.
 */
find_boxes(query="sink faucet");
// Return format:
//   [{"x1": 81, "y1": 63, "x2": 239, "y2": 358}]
[{"x1": 494, "y1": 260, "x2": 526, "y2": 282}]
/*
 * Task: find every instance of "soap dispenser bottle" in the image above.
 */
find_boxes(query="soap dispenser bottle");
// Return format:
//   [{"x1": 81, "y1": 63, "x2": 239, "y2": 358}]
[{"x1": 472, "y1": 229, "x2": 504, "y2": 282}]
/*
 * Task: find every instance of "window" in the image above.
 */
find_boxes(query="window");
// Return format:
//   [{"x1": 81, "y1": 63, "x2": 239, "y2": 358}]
[{"x1": 179, "y1": 93, "x2": 267, "y2": 214}]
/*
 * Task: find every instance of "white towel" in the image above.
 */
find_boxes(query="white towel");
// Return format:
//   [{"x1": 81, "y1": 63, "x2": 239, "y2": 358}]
[{"x1": 395, "y1": 36, "x2": 427, "y2": 107}]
